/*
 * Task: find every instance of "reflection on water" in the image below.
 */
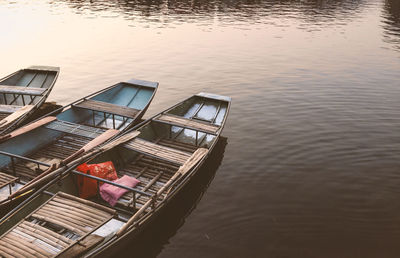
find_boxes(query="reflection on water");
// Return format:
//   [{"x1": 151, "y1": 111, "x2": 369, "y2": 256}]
[
  {"x1": 117, "y1": 137, "x2": 227, "y2": 257},
  {"x1": 382, "y1": 0, "x2": 400, "y2": 51}
]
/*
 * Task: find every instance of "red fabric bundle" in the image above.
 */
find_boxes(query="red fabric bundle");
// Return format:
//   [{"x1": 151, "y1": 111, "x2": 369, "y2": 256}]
[{"x1": 76, "y1": 161, "x2": 118, "y2": 199}]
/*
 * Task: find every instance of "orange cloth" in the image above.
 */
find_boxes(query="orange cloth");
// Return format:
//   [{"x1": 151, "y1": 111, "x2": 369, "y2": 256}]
[{"x1": 76, "y1": 161, "x2": 118, "y2": 199}]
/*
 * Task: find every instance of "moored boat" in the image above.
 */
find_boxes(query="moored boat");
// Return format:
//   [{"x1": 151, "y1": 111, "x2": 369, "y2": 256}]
[
  {"x1": 0, "y1": 92, "x2": 230, "y2": 257},
  {"x1": 0, "y1": 78, "x2": 158, "y2": 211},
  {"x1": 0, "y1": 66, "x2": 60, "y2": 135}
]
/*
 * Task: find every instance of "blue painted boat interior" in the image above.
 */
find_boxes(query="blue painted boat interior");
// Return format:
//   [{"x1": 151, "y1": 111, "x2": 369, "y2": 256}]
[
  {"x1": 0, "y1": 82, "x2": 156, "y2": 179},
  {"x1": 136, "y1": 95, "x2": 229, "y2": 149},
  {"x1": 0, "y1": 69, "x2": 57, "y2": 106},
  {"x1": 57, "y1": 83, "x2": 155, "y2": 130}
]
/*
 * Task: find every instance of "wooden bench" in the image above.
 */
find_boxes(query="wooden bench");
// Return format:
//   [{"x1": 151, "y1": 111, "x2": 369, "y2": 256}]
[
  {"x1": 0, "y1": 85, "x2": 46, "y2": 96},
  {"x1": 124, "y1": 138, "x2": 192, "y2": 165},
  {"x1": 73, "y1": 99, "x2": 140, "y2": 119},
  {"x1": 155, "y1": 114, "x2": 220, "y2": 134},
  {"x1": 0, "y1": 105, "x2": 24, "y2": 114},
  {"x1": 0, "y1": 192, "x2": 115, "y2": 257},
  {"x1": 0, "y1": 172, "x2": 18, "y2": 189}
]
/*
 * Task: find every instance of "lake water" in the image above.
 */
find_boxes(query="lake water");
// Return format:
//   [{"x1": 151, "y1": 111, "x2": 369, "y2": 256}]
[{"x1": 1, "y1": 0, "x2": 400, "y2": 257}]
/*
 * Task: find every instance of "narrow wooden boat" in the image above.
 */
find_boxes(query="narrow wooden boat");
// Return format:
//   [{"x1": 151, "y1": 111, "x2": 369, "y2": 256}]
[
  {"x1": 0, "y1": 92, "x2": 230, "y2": 257},
  {"x1": 0, "y1": 78, "x2": 158, "y2": 210},
  {"x1": 0, "y1": 66, "x2": 60, "y2": 135}
]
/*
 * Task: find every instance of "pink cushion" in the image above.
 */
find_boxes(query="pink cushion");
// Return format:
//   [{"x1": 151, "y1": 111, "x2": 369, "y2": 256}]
[{"x1": 100, "y1": 175, "x2": 140, "y2": 206}]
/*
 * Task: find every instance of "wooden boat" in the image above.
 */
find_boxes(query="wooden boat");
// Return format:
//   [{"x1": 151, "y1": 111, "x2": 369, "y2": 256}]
[
  {"x1": 0, "y1": 78, "x2": 158, "y2": 211},
  {"x1": 0, "y1": 66, "x2": 59, "y2": 135},
  {"x1": 0, "y1": 92, "x2": 230, "y2": 257}
]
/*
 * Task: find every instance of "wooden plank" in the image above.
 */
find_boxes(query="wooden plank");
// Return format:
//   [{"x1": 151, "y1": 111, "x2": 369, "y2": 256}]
[
  {"x1": 0, "y1": 116, "x2": 56, "y2": 142},
  {"x1": 177, "y1": 148, "x2": 208, "y2": 175},
  {"x1": 39, "y1": 206, "x2": 98, "y2": 228},
  {"x1": 0, "y1": 85, "x2": 46, "y2": 96},
  {"x1": 16, "y1": 225, "x2": 67, "y2": 250},
  {"x1": 0, "y1": 104, "x2": 23, "y2": 113},
  {"x1": 156, "y1": 114, "x2": 220, "y2": 134},
  {"x1": 51, "y1": 198, "x2": 109, "y2": 220},
  {"x1": 3, "y1": 233, "x2": 50, "y2": 257},
  {"x1": 31, "y1": 214, "x2": 86, "y2": 236},
  {"x1": 20, "y1": 221, "x2": 71, "y2": 247},
  {"x1": 57, "y1": 192, "x2": 116, "y2": 215},
  {"x1": 34, "y1": 210, "x2": 91, "y2": 233},
  {"x1": 124, "y1": 138, "x2": 192, "y2": 165},
  {"x1": 58, "y1": 235, "x2": 104, "y2": 258},
  {"x1": 0, "y1": 241, "x2": 26, "y2": 258},
  {"x1": 0, "y1": 105, "x2": 34, "y2": 128},
  {"x1": 74, "y1": 99, "x2": 140, "y2": 118},
  {"x1": 40, "y1": 205, "x2": 100, "y2": 227},
  {"x1": 47, "y1": 202, "x2": 106, "y2": 223}
]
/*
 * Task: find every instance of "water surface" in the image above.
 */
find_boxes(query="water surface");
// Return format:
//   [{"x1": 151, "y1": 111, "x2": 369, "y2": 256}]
[{"x1": 1, "y1": 0, "x2": 400, "y2": 257}]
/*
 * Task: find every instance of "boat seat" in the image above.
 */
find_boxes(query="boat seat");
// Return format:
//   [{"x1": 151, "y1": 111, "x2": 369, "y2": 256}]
[
  {"x1": 0, "y1": 85, "x2": 46, "y2": 96},
  {"x1": 73, "y1": 99, "x2": 140, "y2": 119},
  {"x1": 0, "y1": 171, "x2": 18, "y2": 189},
  {"x1": 155, "y1": 114, "x2": 220, "y2": 134},
  {"x1": 45, "y1": 120, "x2": 106, "y2": 139},
  {"x1": 123, "y1": 138, "x2": 192, "y2": 165},
  {"x1": 0, "y1": 192, "x2": 115, "y2": 258},
  {"x1": 0, "y1": 105, "x2": 24, "y2": 114}
]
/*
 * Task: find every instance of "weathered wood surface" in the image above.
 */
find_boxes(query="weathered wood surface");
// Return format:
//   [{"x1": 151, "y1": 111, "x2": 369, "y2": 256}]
[
  {"x1": 0, "y1": 85, "x2": 46, "y2": 96},
  {"x1": 0, "y1": 104, "x2": 23, "y2": 114},
  {"x1": 124, "y1": 138, "x2": 192, "y2": 165},
  {"x1": 156, "y1": 114, "x2": 220, "y2": 134},
  {"x1": 74, "y1": 99, "x2": 140, "y2": 118},
  {"x1": 0, "y1": 105, "x2": 34, "y2": 128},
  {"x1": 177, "y1": 148, "x2": 208, "y2": 175},
  {"x1": 1, "y1": 116, "x2": 56, "y2": 141},
  {"x1": 58, "y1": 234, "x2": 104, "y2": 258},
  {"x1": 0, "y1": 171, "x2": 18, "y2": 189},
  {"x1": 0, "y1": 192, "x2": 115, "y2": 257}
]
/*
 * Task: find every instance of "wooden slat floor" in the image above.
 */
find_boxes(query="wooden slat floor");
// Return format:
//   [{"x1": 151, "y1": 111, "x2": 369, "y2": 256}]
[
  {"x1": 0, "y1": 192, "x2": 115, "y2": 258},
  {"x1": 116, "y1": 139, "x2": 198, "y2": 209},
  {"x1": 3, "y1": 134, "x2": 92, "y2": 181}
]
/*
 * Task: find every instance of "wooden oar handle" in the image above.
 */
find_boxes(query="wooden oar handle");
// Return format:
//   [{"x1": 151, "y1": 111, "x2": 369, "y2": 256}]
[
  {"x1": 61, "y1": 149, "x2": 85, "y2": 165},
  {"x1": 0, "y1": 134, "x2": 11, "y2": 143}
]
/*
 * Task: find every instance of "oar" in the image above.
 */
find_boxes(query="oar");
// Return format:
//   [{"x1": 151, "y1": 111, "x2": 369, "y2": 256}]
[
  {"x1": 60, "y1": 129, "x2": 119, "y2": 165},
  {"x1": 0, "y1": 116, "x2": 56, "y2": 143},
  {"x1": 9, "y1": 129, "x2": 119, "y2": 199},
  {"x1": 116, "y1": 148, "x2": 208, "y2": 237}
]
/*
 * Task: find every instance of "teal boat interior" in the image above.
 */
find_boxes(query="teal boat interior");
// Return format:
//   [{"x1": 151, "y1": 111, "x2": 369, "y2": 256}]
[
  {"x1": 0, "y1": 66, "x2": 59, "y2": 109},
  {"x1": 0, "y1": 93, "x2": 230, "y2": 257},
  {"x1": 0, "y1": 79, "x2": 157, "y2": 201}
]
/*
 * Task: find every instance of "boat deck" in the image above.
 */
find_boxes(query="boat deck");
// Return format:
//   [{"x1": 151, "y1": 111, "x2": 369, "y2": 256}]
[
  {"x1": 155, "y1": 114, "x2": 220, "y2": 134},
  {"x1": 0, "y1": 192, "x2": 115, "y2": 258},
  {"x1": 115, "y1": 139, "x2": 198, "y2": 209}
]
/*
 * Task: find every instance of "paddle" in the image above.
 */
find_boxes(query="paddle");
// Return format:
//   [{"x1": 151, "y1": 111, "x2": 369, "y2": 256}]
[
  {"x1": 116, "y1": 148, "x2": 208, "y2": 237},
  {"x1": 60, "y1": 129, "x2": 119, "y2": 165},
  {"x1": 0, "y1": 116, "x2": 56, "y2": 143},
  {"x1": 9, "y1": 129, "x2": 119, "y2": 200}
]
